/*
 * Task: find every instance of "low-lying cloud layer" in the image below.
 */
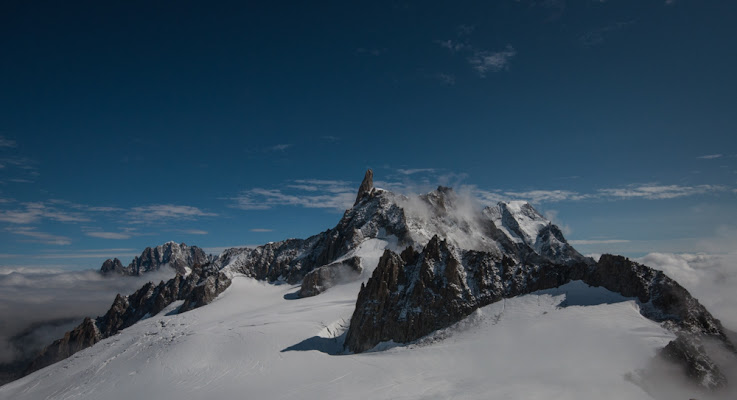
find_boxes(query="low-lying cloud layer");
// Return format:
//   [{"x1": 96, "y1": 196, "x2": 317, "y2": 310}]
[
  {"x1": 635, "y1": 252, "x2": 737, "y2": 331},
  {"x1": 0, "y1": 268, "x2": 174, "y2": 367}
]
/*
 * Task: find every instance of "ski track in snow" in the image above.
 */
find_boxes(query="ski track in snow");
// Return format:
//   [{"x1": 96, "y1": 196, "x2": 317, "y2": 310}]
[{"x1": 1, "y1": 241, "x2": 676, "y2": 400}]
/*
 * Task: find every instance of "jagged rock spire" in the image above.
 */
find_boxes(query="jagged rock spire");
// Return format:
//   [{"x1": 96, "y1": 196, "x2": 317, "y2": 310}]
[{"x1": 354, "y1": 169, "x2": 374, "y2": 206}]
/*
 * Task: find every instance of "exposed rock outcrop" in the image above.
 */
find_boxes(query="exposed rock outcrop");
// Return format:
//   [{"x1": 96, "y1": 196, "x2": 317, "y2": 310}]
[
  {"x1": 587, "y1": 255, "x2": 730, "y2": 343},
  {"x1": 660, "y1": 334, "x2": 728, "y2": 390},
  {"x1": 100, "y1": 258, "x2": 126, "y2": 274},
  {"x1": 354, "y1": 169, "x2": 374, "y2": 206},
  {"x1": 298, "y1": 256, "x2": 363, "y2": 298},
  {"x1": 25, "y1": 263, "x2": 230, "y2": 376},
  {"x1": 100, "y1": 242, "x2": 210, "y2": 276},
  {"x1": 344, "y1": 235, "x2": 585, "y2": 353}
]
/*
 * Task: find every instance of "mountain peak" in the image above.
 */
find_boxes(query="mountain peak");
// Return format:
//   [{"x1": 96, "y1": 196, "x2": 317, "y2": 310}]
[
  {"x1": 100, "y1": 241, "x2": 209, "y2": 276},
  {"x1": 354, "y1": 169, "x2": 374, "y2": 206}
]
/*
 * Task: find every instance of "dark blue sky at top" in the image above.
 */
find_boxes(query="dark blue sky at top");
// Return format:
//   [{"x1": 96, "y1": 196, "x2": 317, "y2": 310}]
[{"x1": 1, "y1": 0, "x2": 736, "y2": 270}]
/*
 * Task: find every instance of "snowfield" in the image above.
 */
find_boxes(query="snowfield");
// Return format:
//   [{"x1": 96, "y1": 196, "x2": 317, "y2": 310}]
[{"x1": 1, "y1": 253, "x2": 678, "y2": 400}]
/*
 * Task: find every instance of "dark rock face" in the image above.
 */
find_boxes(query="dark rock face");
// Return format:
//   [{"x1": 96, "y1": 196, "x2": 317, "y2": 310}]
[
  {"x1": 100, "y1": 242, "x2": 210, "y2": 276},
  {"x1": 344, "y1": 241, "x2": 733, "y2": 391},
  {"x1": 587, "y1": 255, "x2": 730, "y2": 343},
  {"x1": 24, "y1": 264, "x2": 230, "y2": 376},
  {"x1": 180, "y1": 272, "x2": 232, "y2": 313},
  {"x1": 100, "y1": 258, "x2": 125, "y2": 274},
  {"x1": 660, "y1": 334, "x2": 728, "y2": 390},
  {"x1": 344, "y1": 236, "x2": 585, "y2": 353},
  {"x1": 219, "y1": 178, "x2": 586, "y2": 290},
  {"x1": 21, "y1": 317, "x2": 100, "y2": 377},
  {"x1": 298, "y1": 256, "x2": 363, "y2": 298},
  {"x1": 219, "y1": 188, "x2": 407, "y2": 284},
  {"x1": 354, "y1": 169, "x2": 374, "y2": 206}
]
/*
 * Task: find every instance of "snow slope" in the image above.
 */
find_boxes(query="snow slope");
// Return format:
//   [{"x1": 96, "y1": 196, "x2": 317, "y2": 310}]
[{"x1": 1, "y1": 245, "x2": 679, "y2": 400}]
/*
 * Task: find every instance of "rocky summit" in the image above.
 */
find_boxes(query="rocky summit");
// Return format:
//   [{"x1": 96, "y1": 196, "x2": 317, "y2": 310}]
[{"x1": 100, "y1": 242, "x2": 210, "y2": 276}]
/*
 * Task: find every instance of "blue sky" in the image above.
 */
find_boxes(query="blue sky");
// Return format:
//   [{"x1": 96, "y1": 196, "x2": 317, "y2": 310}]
[{"x1": 1, "y1": 0, "x2": 736, "y2": 270}]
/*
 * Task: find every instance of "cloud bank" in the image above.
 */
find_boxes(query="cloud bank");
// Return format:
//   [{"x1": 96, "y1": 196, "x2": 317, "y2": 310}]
[
  {"x1": 636, "y1": 252, "x2": 737, "y2": 331},
  {"x1": 0, "y1": 268, "x2": 175, "y2": 368}
]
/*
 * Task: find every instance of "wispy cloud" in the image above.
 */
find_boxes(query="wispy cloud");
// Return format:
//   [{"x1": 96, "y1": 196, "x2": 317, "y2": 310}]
[
  {"x1": 436, "y1": 32, "x2": 516, "y2": 77},
  {"x1": 505, "y1": 189, "x2": 590, "y2": 203},
  {"x1": 6, "y1": 159, "x2": 35, "y2": 170},
  {"x1": 468, "y1": 45, "x2": 517, "y2": 77},
  {"x1": 568, "y1": 239, "x2": 631, "y2": 245},
  {"x1": 0, "y1": 156, "x2": 38, "y2": 184},
  {"x1": 126, "y1": 205, "x2": 217, "y2": 224},
  {"x1": 0, "y1": 199, "x2": 215, "y2": 230},
  {"x1": 87, "y1": 206, "x2": 125, "y2": 212},
  {"x1": 696, "y1": 154, "x2": 722, "y2": 160},
  {"x1": 7, "y1": 227, "x2": 72, "y2": 245},
  {"x1": 0, "y1": 248, "x2": 139, "y2": 260},
  {"x1": 0, "y1": 136, "x2": 16, "y2": 148},
  {"x1": 225, "y1": 170, "x2": 734, "y2": 214},
  {"x1": 0, "y1": 202, "x2": 90, "y2": 224},
  {"x1": 397, "y1": 168, "x2": 437, "y2": 175},
  {"x1": 436, "y1": 39, "x2": 469, "y2": 53},
  {"x1": 270, "y1": 144, "x2": 292, "y2": 151},
  {"x1": 0, "y1": 265, "x2": 65, "y2": 274},
  {"x1": 0, "y1": 209, "x2": 39, "y2": 224},
  {"x1": 597, "y1": 184, "x2": 726, "y2": 200},
  {"x1": 181, "y1": 229, "x2": 208, "y2": 235},
  {"x1": 471, "y1": 183, "x2": 730, "y2": 205},
  {"x1": 250, "y1": 228, "x2": 274, "y2": 232},
  {"x1": 85, "y1": 231, "x2": 132, "y2": 240},
  {"x1": 472, "y1": 188, "x2": 508, "y2": 205},
  {"x1": 321, "y1": 136, "x2": 340, "y2": 142},
  {"x1": 471, "y1": 188, "x2": 587, "y2": 205},
  {"x1": 231, "y1": 179, "x2": 356, "y2": 211}
]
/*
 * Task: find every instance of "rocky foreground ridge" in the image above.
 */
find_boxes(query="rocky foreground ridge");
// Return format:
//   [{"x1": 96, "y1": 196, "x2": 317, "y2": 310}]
[
  {"x1": 15, "y1": 170, "x2": 736, "y2": 392},
  {"x1": 24, "y1": 263, "x2": 230, "y2": 376}
]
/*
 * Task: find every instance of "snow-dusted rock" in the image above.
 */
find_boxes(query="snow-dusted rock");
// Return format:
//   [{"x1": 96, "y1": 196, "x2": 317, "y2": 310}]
[
  {"x1": 100, "y1": 242, "x2": 210, "y2": 276},
  {"x1": 345, "y1": 235, "x2": 586, "y2": 353},
  {"x1": 298, "y1": 256, "x2": 362, "y2": 298}
]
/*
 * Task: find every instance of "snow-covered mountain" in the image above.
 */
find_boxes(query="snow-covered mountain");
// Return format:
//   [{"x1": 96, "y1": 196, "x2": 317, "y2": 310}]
[
  {"x1": 100, "y1": 241, "x2": 211, "y2": 276},
  {"x1": 2, "y1": 170, "x2": 735, "y2": 399}
]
